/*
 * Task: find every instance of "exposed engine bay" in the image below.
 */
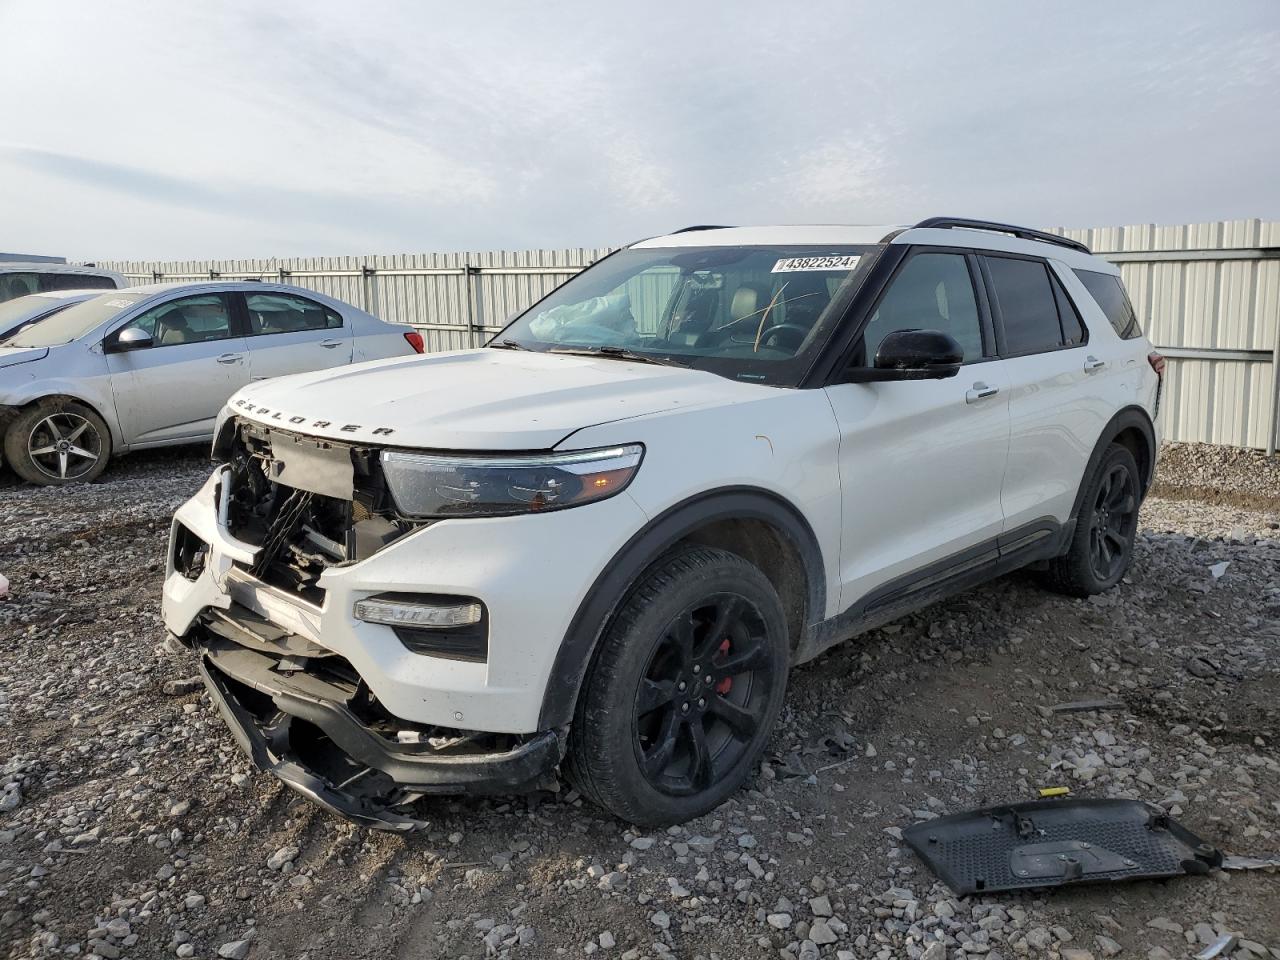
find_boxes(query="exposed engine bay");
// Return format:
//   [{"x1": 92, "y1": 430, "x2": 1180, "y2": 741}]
[{"x1": 216, "y1": 418, "x2": 422, "y2": 603}]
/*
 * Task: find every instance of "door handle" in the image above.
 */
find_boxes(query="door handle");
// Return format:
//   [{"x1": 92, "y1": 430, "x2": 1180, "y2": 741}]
[
  {"x1": 1083, "y1": 355, "x2": 1107, "y2": 372},
  {"x1": 965, "y1": 381, "x2": 999, "y2": 404},
  {"x1": 319, "y1": 338, "x2": 344, "y2": 348},
  {"x1": 216, "y1": 353, "x2": 243, "y2": 364}
]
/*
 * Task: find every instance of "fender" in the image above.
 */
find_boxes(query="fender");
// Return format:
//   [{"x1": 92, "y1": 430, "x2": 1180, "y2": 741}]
[
  {"x1": 537, "y1": 486, "x2": 826, "y2": 730},
  {"x1": 1067, "y1": 405, "x2": 1157, "y2": 526},
  {"x1": 0, "y1": 384, "x2": 122, "y2": 450}
]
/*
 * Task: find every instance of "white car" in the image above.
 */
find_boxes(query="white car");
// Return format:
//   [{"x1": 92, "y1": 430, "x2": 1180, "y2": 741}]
[
  {"x1": 0, "y1": 261, "x2": 123, "y2": 303},
  {"x1": 0, "y1": 282, "x2": 423, "y2": 484},
  {"x1": 0, "y1": 289, "x2": 104, "y2": 341},
  {"x1": 161, "y1": 218, "x2": 1163, "y2": 830}
]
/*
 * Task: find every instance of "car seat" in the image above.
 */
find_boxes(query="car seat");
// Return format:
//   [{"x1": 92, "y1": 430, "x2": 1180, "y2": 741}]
[
  {"x1": 157, "y1": 310, "x2": 194, "y2": 345},
  {"x1": 668, "y1": 288, "x2": 719, "y2": 346},
  {"x1": 777, "y1": 274, "x2": 833, "y2": 333}
]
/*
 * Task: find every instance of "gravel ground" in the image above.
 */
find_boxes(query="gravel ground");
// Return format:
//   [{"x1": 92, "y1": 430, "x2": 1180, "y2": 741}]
[{"x1": 0, "y1": 444, "x2": 1277, "y2": 960}]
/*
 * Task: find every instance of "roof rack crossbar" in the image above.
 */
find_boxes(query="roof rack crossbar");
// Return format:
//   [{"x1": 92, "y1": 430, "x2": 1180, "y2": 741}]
[
  {"x1": 671, "y1": 225, "x2": 734, "y2": 234},
  {"x1": 912, "y1": 217, "x2": 1091, "y2": 255}
]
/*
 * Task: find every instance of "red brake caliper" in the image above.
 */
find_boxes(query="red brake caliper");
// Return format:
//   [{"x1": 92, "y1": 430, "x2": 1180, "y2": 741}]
[{"x1": 715, "y1": 638, "x2": 733, "y2": 694}]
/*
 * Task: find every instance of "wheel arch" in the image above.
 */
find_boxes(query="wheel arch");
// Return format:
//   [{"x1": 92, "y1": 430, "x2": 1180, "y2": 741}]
[
  {"x1": 1, "y1": 392, "x2": 120, "y2": 453},
  {"x1": 1069, "y1": 406, "x2": 1157, "y2": 526},
  {"x1": 538, "y1": 486, "x2": 826, "y2": 730}
]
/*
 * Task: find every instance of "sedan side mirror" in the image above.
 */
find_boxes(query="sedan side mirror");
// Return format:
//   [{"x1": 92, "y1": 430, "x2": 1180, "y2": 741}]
[
  {"x1": 108, "y1": 327, "x2": 154, "y2": 352},
  {"x1": 842, "y1": 328, "x2": 963, "y2": 383}
]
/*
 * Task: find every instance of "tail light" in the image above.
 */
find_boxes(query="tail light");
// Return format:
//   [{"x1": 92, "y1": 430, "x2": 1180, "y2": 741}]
[
  {"x1": 404, "y1": 331, "x2": 425, "y2": 354},
  {"x1": 1148, "y1": 351, "x2": 1165, "y2": 417}
]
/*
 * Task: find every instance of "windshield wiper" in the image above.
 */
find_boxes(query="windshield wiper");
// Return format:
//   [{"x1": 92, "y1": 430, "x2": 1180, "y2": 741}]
[
  {"x1": 549, "y1": 345, "x2": 691, "y2": 367},
  {"x1": 490, "y1": 338, "x2": 532, "y2": 351}
]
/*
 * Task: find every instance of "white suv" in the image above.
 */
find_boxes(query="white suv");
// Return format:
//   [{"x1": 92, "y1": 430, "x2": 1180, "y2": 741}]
[{"x1": 161, "y1": 218, "x2": 1163, "y2": 830}]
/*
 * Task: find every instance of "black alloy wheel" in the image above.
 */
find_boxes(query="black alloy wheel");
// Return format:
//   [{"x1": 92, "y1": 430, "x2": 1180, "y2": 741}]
[
  {"x1": 633, "y1": 593, "x2": 775, "y2": 796},
  {"x1": 566, "y1": 546, "x2": 790, "y2": 825},
  {"x1": 1042, "y1": 443, "x2": 1142, "y2": 597},
  {"x1": 1087, "y1": 462, "x2": 1138, "y2": 582}
]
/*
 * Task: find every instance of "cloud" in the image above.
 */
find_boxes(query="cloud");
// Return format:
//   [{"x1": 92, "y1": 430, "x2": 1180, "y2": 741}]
[
  {"x1": 759, "y1": 131, "x2": 900, "y2": 211},
  {"x1": 0, "y1": 0, "x2": 1276, "y2": 259}
]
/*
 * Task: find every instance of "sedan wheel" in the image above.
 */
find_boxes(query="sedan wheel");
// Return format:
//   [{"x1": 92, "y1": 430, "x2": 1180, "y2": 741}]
[
  {"x1": 4, "y1": 401, "x2": 112, "y2": 486},
  {"x1": 27, "y1": 412, "x2": 104, "y2": 482}
]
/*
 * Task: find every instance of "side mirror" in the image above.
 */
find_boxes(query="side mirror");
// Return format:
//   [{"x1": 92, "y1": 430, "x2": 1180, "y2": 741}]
[
  {"x1": 108, "y1": 327, "x2": 153, "y2": 352},
  {"x1": 842, "y1": 328, "x2": 963, "y2": 382}
]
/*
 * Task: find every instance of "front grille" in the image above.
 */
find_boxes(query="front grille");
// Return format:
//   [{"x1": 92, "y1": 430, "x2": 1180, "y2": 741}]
[{"x1": 220, "y1": 419, "x2": 417, "y2": 602}]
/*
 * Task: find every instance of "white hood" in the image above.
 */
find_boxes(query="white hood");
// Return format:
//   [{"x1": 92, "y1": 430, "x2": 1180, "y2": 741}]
[{"x1": 228, "y1": 348, "x2": 765, "y2": 450}]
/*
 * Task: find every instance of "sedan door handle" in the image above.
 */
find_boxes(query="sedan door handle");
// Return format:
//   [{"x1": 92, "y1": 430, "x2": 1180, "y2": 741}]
[
  {"x1": 965, "y1": 381, "x2": 999, "y2": 404},
  {"x1": 319, "y1": 338, "x2": 344, "y2": 348},
  {"x1": 1083, "y1": 355, "x2": 1107, "y2": 372},
  {"x1": 216, "y1": 353, "x2": 243, "y2": 364}
]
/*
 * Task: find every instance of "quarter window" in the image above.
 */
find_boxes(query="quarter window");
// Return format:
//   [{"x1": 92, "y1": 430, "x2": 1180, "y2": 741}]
[
  {"x1": 121, "y1": 294, "x2": 233, "y2": 346},
  {"x1": 1051, "y1": 273, "x2": 1087, "y2": 346},
  {"x1": 862, "y1": 253, "x2": 985, "y2": 362},
  {"x1": 1074, "y1": 269, "x2": 1141, "y2": 339},
  {"x1": 245, "y1": 292, "x2": 342, "y2": 335},
  {"x1": 984, "y1": 256, "x2": 1075, "y2": 355}
]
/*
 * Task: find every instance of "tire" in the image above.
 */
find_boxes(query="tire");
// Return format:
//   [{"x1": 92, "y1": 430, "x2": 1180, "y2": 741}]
[
  {"x1": 565, "y1": 545, "x2": 790, "y2": 826},
  {"x1": 3, "y1": 399, "x2": 112, "y2": 486},
  {"x1": 1042, "y1": 444, "x2": 1141, "y2": 597}
]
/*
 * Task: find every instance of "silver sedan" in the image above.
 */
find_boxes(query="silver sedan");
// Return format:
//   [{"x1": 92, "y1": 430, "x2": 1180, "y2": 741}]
[{"x1": 0, "y1": 281, "x2": 423, "y2": 484}]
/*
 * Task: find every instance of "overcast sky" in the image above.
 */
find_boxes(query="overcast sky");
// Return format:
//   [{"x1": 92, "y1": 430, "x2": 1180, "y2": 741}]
[{"x1": 1, "y1": 0, "x2": 1277, "y2": 260}]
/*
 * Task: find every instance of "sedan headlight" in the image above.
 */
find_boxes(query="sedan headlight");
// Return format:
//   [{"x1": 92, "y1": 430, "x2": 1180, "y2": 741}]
[{"x1": 380, "y1": 444, "x2": 644, "y2": 518}]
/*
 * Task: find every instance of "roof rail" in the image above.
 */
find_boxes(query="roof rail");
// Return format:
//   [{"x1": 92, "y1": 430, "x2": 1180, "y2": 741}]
[
  {"x1": 912, "y1": 217, "x2": 1091, "y2": 255},
  {"x1": 671, "y1": 224, "x2": 733, "y2": 234}
]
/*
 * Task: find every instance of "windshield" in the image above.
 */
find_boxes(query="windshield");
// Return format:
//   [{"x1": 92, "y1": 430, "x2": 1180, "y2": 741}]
[
  {"x1": 0, "y1": 295, "x2": 62, "y2": 333},
  {"x1": 495, "y1": 245, "x2": 878, "y2": 384},
  {"x1": 0, "y1": 292, "x2": 144, "y2": 348}
]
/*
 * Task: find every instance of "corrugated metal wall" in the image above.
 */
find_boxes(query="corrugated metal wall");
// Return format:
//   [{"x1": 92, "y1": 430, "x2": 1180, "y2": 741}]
[
  {"x1": 1051, "y1": 219, "x2": 1280, "y2": 451},
  {"x1": 99, "y1": 219, "x2": 1280, "y2": 451}
]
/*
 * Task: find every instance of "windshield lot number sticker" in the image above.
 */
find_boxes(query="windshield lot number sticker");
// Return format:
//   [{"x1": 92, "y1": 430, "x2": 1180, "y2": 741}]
[{"x1": 772, "y1": 255, "x2": 860, "y2": 272}]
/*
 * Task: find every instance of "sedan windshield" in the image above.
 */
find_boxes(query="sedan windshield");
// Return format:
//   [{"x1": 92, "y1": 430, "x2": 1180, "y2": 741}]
[
  {"x1": 0, "y1": 295, "x2": 63, "y2": 333},
  {"x1": 495, "y1": 245, "x2": 879, "y2": 385},
  {"x1": 0, "y1": 292, "x2": 144, "y2": 348}
]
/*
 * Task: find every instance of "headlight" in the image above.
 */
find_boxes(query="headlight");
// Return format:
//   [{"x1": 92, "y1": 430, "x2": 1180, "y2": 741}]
[{"x1": 380, "y1": 443, "x2": 644, "y2": 518}]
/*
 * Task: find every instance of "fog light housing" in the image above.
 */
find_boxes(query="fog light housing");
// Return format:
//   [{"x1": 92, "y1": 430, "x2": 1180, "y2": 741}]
[
  {"x1": 353, "y1": 593, "x2": 488, "y2": 661},
  {"x1": 173, "y1": 522, "x2": 208, "y2": 582}
]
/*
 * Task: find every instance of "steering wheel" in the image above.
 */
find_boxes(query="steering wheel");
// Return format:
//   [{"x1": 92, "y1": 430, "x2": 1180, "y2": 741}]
[{"x1": 757, "y1": 323, "x2": 809, "y2": 352}]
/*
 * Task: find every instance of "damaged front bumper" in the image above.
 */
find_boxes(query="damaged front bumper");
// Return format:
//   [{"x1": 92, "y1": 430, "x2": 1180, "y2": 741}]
[{"x1": 196, "y1": 634, "x2": 564, "y2": 831}]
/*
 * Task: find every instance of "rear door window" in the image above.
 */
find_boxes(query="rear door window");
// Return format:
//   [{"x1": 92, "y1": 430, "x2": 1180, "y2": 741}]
[
  {"x1": 984, "y1": 256, "x2": 1070, "y2": 356},
  {"x1": 245, "y1": 292, "x2": 342, "y2": 335},
  {"x1": 1074, "y1": 269, "x2": 1142, "y2": 339}
]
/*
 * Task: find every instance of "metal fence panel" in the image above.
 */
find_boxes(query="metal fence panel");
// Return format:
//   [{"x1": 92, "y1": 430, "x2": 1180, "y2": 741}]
[{"x1": 98, "y1": 219, "x2": 1280, "y2": 451}]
